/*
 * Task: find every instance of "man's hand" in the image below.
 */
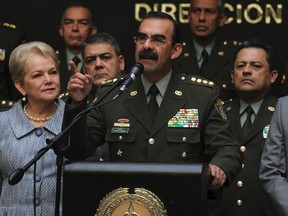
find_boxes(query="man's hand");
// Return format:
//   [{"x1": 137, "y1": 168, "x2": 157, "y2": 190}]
[
  {"x1": 208, "y1": 164, "x2": 227, "y2": 189},
  {"x1": 67, "y1": 60, "x2": 92, "y2": 104}
]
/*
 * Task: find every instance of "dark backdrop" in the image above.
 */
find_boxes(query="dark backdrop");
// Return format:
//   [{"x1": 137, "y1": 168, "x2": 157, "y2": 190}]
[{"x1": 1, "y1": 0, "x2": 287, "y2": 94}]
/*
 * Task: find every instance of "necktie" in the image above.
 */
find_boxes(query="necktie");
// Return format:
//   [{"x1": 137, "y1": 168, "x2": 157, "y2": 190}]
[
  {"x1": 148, "y1": 84, "x2": 159, "y2": 122},
  {"x1": 242, "y1": 106, "x2": 253, "y2": 138},
  {"x1": 200, "y1": 49, "x2": 209, "y2": 73},
  {"x1": 72, "y1": 56, "x2": 81, "y2": 67}
]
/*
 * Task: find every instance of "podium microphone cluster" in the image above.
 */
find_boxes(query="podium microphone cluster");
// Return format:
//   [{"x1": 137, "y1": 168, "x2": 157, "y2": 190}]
[{"x1": 120, "y1": 62, "x2": 144, "y2": 92}]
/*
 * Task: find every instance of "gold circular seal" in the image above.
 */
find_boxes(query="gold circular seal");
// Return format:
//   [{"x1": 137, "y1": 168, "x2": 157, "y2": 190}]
[{"x1": 95, "y1": 187, "x2": 167, "y2": 216}]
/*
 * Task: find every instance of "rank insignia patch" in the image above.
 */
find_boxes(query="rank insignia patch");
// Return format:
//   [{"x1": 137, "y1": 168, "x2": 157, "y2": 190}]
[{"x1": 214, "y1": 98, "x2": 227, "y2": 120}]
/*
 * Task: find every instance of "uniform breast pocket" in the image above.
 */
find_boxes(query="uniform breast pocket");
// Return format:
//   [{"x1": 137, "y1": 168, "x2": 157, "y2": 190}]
[
  {"x1": 105, "y1": 128, "x2": 136, "y2": 143},
  {"x1": 167, "y1": 128, "x2": 200, "y2": 144},
  {"x1": 167, "y1": 128, "x2": 201, "y2": 161},
  {"x1": 105, "y1": 129, "x2": 137, "y2": 160}
]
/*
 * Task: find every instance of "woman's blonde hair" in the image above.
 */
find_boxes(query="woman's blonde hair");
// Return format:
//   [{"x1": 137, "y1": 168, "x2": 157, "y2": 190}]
[{"x1": 9, "y1": 41, "x2": 59, "y2": 84}]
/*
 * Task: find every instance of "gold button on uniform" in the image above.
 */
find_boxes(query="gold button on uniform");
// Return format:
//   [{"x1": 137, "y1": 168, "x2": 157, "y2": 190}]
[
  {"x1": 148, "y1": 138, "x2": 155, "y2": 145},
  {"x1": 237, "y1": 181, "x2": 243, "y2": 187},
  {"x1": 118, "y1": 136, "x2": 123, "y2": 140},
  {"x1": 182, "y1": 137, "x2": 187, "y2": 142},
  {"x1": 237, "y1": 200, "x2": 243, "y2": 206},
  {"x1": 240, "y1": 146, "x2": 246, "y2": 152}
]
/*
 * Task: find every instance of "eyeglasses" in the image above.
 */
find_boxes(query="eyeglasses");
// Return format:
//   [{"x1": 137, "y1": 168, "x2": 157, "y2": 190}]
[{"x1": 133, "y1": 34, "x2": 167, "y2": 46}]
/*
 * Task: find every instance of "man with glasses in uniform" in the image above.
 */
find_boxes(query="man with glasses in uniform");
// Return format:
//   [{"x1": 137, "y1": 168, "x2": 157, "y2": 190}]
[{"x1": 64, "y1": 12, "x2": 241, "y2": 203}]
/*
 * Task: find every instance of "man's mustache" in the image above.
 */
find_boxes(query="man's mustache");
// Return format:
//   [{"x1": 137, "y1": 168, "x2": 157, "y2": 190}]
[{"x1": 138, "y1": 50, "x2": 158, "y2": 60}]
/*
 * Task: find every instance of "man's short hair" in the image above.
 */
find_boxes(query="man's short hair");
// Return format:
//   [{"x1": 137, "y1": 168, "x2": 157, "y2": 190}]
[
  {"x1": 234, "y1": 39, "x2": 275, "y2": 71},
  {"x1": 82, "y1": 32, "x2": 122, "y2": 57},
  {"x1": 61, "y1": 1, "x2": 94, "y2": 25},
  {"x1": 140, "y1": 11, "x2": 180, "y2": 44}
]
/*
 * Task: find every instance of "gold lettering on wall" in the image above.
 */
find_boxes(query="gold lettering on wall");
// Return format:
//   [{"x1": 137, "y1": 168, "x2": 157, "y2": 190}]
[
  {"x1": 135, "y1": 3, "x2": 190, "y2": 23},
  {"x1": 245, "y1": 4, "x2": 263, "y2": 24},
  {"x1": 179, "y1": 3, "x2": 190, "y2": 23},
  {"x1": 135, "y1": 3, "x2": 151, "y2": 21},
  {"x1": 161, "y1": 4, "x2": 177, "y2": 20},
  {"x1": 135, "y1": 3, "x2": 283, "y2": 25},
  {"x1": 266, "y1": 4, "x2": 282, "y2": 24}
]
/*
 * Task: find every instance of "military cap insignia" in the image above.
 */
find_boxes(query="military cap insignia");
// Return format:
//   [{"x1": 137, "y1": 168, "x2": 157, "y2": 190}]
[{"x1": 214, "y1": 98, "x2": 227, "y2": 120}]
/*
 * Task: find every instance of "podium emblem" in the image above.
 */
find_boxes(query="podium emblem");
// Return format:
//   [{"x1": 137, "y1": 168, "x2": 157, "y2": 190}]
[{"x1": 95, "y1": 187, "x2": 167, "y2": 216}]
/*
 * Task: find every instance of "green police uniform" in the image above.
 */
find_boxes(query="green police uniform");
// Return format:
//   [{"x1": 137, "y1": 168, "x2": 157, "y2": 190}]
[
  {"x1": 65, "y1": 72, "x2": 241, "y2": 184},
  {"x1": 216, "y1": 94, "x2": 278, "y2": 216},
  {"x1": 173, "y1": 36, "x2": 239, "y2": 101}
]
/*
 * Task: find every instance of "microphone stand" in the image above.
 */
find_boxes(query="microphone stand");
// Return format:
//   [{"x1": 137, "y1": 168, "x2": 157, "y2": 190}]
[{"x1": 8, "y1": 78, "x2": 125, "y2": 216}]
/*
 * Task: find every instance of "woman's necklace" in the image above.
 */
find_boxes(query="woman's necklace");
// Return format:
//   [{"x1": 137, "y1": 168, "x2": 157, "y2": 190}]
[{"x1": 23, "y1": 104, "x2": 54, "y2": 122}]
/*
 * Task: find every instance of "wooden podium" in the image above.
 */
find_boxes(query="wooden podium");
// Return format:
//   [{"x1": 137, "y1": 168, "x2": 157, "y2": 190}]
[{"x1": 63, "y1": 162, "x2": 209, "y2": 216}]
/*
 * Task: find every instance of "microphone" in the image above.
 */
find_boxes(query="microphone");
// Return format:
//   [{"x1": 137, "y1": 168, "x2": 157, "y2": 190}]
[{"x1": 120, "y1": 62, "x2": 144, "y2": 91}]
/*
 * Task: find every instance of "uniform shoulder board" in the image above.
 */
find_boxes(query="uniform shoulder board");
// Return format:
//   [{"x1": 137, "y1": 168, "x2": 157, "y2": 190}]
[
  {"x1": 223, "y1": 40, "x2": 241, "y2": 47},
  {"x1": 0, "y1": 100, "x2": 16, "y2": 111},
  {"x1": 59, "y1": 92, "x2": 69, "y2": 99},
  {"x1": 181, "y1": 74, "x2": 216, "y2": 88},
  {"x1": 1, "y1": 22, "x2": 17, "y2": 29},
  {"x1": 100, "y1": 78, "x2": 121, "y2": 86},
  {"x1": 0, "y1": 22, "x2": 27, "y2": 43}
]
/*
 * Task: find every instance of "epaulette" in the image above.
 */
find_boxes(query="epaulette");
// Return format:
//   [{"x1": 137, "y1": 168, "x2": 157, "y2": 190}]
[
  {"x1": 223, "y1": 40, "x2": 241, "y2": 47},
  {"x1": 181, "y1": 74, "x2": 215, "y2": 88},
  {"x1": 59, "y1": 92, "x2": 69, "y2": 99},
  {"x1": 1, "y1": 22, "x2": 17, "y2": 29},
  {"x1": 100, "y1": 78, "x2": 120, "y2": 86},
  {"x1": 0, "y1": 100, "x2": 16, "y2": 107}
]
